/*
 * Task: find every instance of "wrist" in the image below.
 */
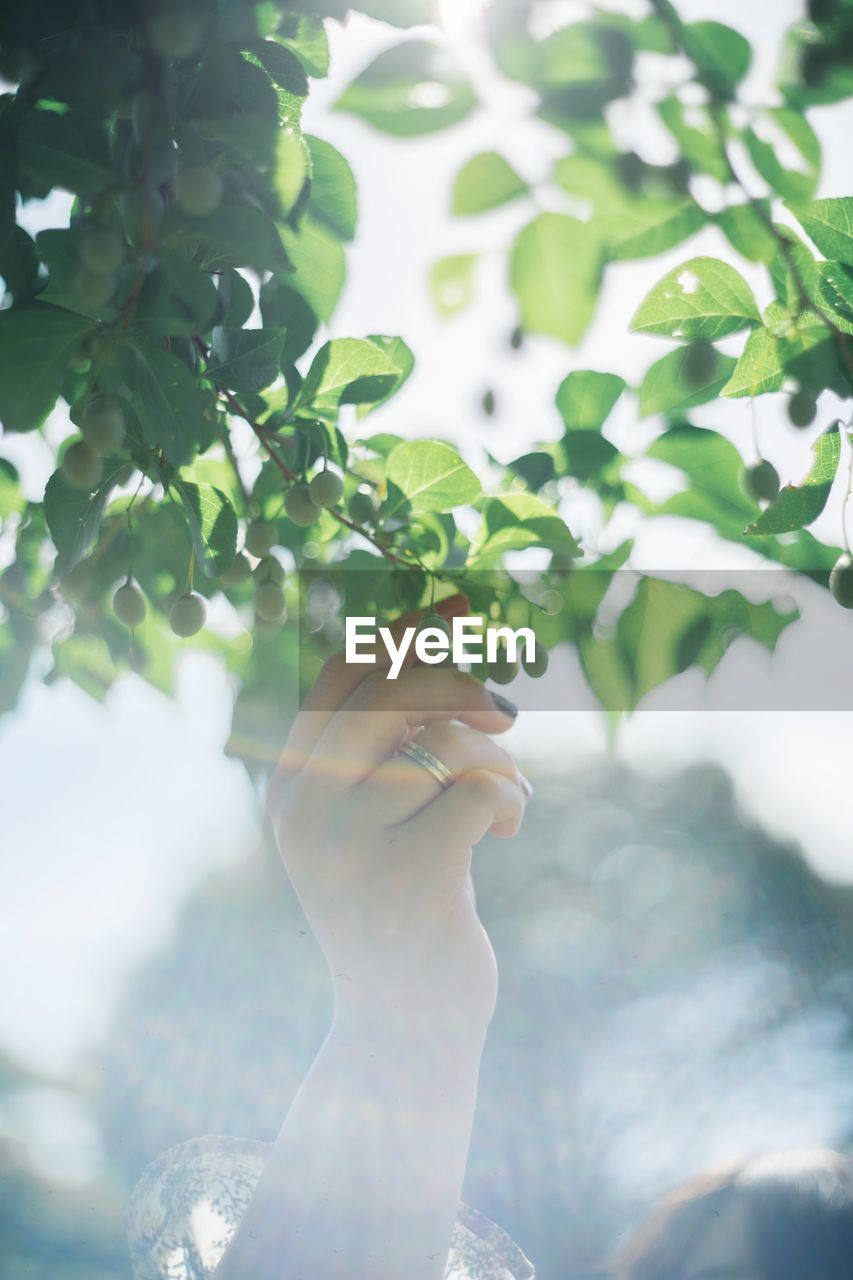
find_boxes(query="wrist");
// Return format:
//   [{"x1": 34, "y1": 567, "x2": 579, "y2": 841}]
[{"x1": 331, "y1": 984, "x2": 492, "y2": 1058}]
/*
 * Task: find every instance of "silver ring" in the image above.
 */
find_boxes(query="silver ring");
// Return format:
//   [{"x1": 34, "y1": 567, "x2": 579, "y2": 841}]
[{"x1": 394, "y1": 740, "x2": 454, "y2": 790}]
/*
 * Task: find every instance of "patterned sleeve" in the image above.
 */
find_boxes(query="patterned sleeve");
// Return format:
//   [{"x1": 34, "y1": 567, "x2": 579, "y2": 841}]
[{"x1": 125, "y1": 1134, "x2": 535, "y2": 1280}]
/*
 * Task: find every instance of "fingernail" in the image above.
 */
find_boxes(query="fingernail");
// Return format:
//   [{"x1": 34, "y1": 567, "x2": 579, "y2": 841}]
[
  {"x1": 490, "y1": 692, "x2": 518, "y2": 718},
  {"x1": 520, "y1": 774, "x2": 534, "y2": 799}
]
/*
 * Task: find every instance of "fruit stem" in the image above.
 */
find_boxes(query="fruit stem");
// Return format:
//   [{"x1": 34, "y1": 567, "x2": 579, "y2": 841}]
[
  {"x1": 750, "y1": 400, "x2": 761, "y2": 464},
  {"x1": 206, "y1": 361, "x2": 416, "y2": 568}
]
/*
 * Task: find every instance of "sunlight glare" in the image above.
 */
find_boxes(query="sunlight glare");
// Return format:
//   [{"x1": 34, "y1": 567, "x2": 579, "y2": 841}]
[{"x1": 438, "y1": 0, "x2": 491, "y2": 41}]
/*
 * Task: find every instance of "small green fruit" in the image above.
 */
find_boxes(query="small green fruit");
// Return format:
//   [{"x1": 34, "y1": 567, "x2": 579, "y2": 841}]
[
  {"x1": 285, "y1": 484, "x2": 320, "y2": 528},
  {"x1": 522, "y1": 647, "x2": 549, "y2": 678},
  {"x1": 244, "y1": 520, "x2": 277, "y2": 558},
  {"x1": 481, "y1": 388, "x2": 496, "y2": 417},
  {"x1": 254, "y1": 581, "x2": 287, "y2": 623},
  {"x1": 829, "y1": 553, "x2": 853, "y2": 609},
  {"x1": 253, "y1": 555, "x2": 285, "y2": 585},
  {"x1": 509, "y1": 325, "x2": 523, "y2": 351},
  {"x1": 788, "y1": 390, "x2": 818, "y2": 428},
  {"x1": 113, "y1": 579, "x2": 147, "y2": 628},
  {"x1": 487, "y1": 648, "x2": 520, "y2": 686},
  {"x1": 219, "y1": 553, "x2": 252, "y2": 587},
  {"x1": 62, "y1": 440, "x2": 103, "y2": 491},
  {"x1": 176, "y1": 164, "x2": 224, "y2": 217},
  {"x1": 80, "y1": 228, "x2": 125, "y2": 276},
  {"x1": 682, "y1": 340, "x2": 718, "y2": 388},
  {"x1": 309, "y1": 470, "x2": 345, "y2": 508},
  {"x1": 419, "y1": 612, "x2": 452, "y2": 635},
  {"x1": 74, "y1": 267, "x2": 116, "y2": 310},
  {"x1": 82, "y1": 397, "x2": 125, "y2": 454},
  {"x1": 145, "y1": 9, "x2": 205, "y2": 59},
  {"x1": 169, "y1": 591, "x2": 206, "y2": 637},
  {"x1": 348, "y1": 491, "x2": 375, "y2": 524},
  {"x1": 741, "y1": 460, "x2": 780, "y2": 504}
]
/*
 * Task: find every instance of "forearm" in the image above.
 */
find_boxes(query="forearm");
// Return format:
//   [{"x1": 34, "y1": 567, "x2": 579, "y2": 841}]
[{"x1": 214, "y1": 1008, "x2": 489, "y2": 1280}]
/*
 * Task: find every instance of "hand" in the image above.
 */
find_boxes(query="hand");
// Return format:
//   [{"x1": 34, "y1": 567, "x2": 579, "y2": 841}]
[{"x1": 267, "y1": 598, "x2": 530, "y2": 1034}]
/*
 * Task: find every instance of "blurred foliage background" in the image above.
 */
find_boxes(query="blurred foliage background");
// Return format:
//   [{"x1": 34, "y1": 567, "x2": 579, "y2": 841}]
[{"x1": 3, "y1": 763, "x2": 853, "y2": 1279}]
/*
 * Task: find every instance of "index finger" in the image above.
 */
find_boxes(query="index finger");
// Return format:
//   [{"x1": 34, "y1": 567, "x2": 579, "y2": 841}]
[{"x1": 300, "y1": 666, "x2": 519, "y2": 798}]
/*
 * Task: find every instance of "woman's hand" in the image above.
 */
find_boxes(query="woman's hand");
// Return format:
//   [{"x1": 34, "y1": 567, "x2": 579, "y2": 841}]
[{"x1": 267, "y1": 597, "x2": 530, "y2": 1034}]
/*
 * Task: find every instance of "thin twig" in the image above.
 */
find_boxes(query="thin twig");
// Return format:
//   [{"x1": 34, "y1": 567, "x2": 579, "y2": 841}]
[{"x1": 196, "y1": 341, "x2": 418, "y2": 568}]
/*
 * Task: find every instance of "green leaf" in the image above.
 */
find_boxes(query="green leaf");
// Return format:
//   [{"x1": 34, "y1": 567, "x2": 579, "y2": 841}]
[
  {"x1": 647, "y1": 424, "x2": 755, "y2": 535},
  {"x1": 768, "y1": 225, "x2": 820, "y2": 308},
  {"x1": 716, "y1": 202, "x2": 778, "y2": 263},
  {"x1": 429, "y1": 254, "x2": 477, "y2": 317},
  {"x1": 278, "y1": 17, "x2": 329, "y2": 78},
  {"x1": 601, "y1": 577, "x2": 794, "y2": 710},
  {"x1": 116, "y1": 340, "x2": 205, "y2": 466},
  {"x1": 134, "y1": 249, "x2": 220, "y2": 337},
  {"x1": 0, "y1": 458, "x2": 23, "y2": 518},
  {"x1": 280, "y1": 213, "x2": 345, "y2": 322},
  {"x1": 172, "y1": 480, "x2": 238, "y2": 578},
  {"x1": 553, "y1": 153, "x2": 626, "y2": 209},
  {"x1": 742, "y1": 111, "x2": 819, "y2": 205},
  {"x1": 17, "y1": 106, "x2": 116, "y2": 200},
  {"x1": 657, "y1": 96, "x2": 729, "y2": 183},
  {"x1": 598, "y1": 197, "x2": 706, "y2": 261},
  {"x1": 0, "y1": 226, "x2": 40, "y2": 305},
  {"x1": 631, "y1": 257, "x2": 760, "y2": 341},
  {"x1": 468, "y1": 492, "x2": 580, "y2": 564},
  {"x1": 335, "y1": 41, "x2": 476, "y2": 137},
  {"x1": 639, "y1": 347, "x2": 736, "y2": 417},
  {"x1": 787, "y1": 197, "x2": 853, "y2": 267},
  {"x1": 451, "y1": 152, "x2": 527, "y2": 216},
  {"x1": 0, "y1": 304, "x2": 95, "y2": 432},
  {"x1": 682, "y1": 22, "x2": 751, "y2": 97},
  {"x1": 217, "y1": 267, "x2": 255, "y2": 328},
  {"x1": 248, "y1": 40, "x2": 309, "y2": 98},
  {"x1": 777, "y1": 26, "x2": 853, "y2": 109},
  {"x1": 306, "y1": 136, "x2": 357, "y2": 241},
  {"x1": 510, "y1": 214, "x2": 603, "y2": 347},
  {"x1": 44, "y1": 458, "x2": 128, "y2": 574},
  {"x1": 357, "y1": 335, "x2": 415, "y2": 418},
  {"x1": 817, "y1": 261, "x2": 853, "y2": 335},
  {"x1": 299, "y1": 337, "x2": 401, "y2": 411},
  {"x1": 386, "y1": 440, "x2": 481, "y2": 516},
  {"x1": 517, "y1": 20, "x2": 633, "y2": 97},
  {"x1": 555, "y1": 370, "x2": 626, "y2": 431},
  {"x1": 273, "y1": 128, "x2": 310, "y2": 216},
  {"x1": 558, "y1": 431, "x2": 619, "y2": 481},
  {"x1": 722, "y1": 306, "x2": 838, "y2": 398},
  {"x1": 259, "y1": 281, "x2": 318, "y2": 363},
  {"x1": 161, "y1": 202, "x2": 291, "y2": 275},
  {"x1": 745, "y1": 424, "x2": 842, "y2": 535},
  {"x1": 206, "y1": 327, "x2": 286, "y2": 394}
]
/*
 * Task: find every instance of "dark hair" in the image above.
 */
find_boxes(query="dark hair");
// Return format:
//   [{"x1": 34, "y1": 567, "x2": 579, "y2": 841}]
[{"x1": 615, "y1": 1147, "x2": 853, "y2": 1280}]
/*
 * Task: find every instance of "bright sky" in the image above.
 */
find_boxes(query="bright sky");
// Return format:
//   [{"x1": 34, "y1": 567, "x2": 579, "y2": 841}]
[{"x1": 1, "y1": 0, "x2": 852, "y2": 1172}]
